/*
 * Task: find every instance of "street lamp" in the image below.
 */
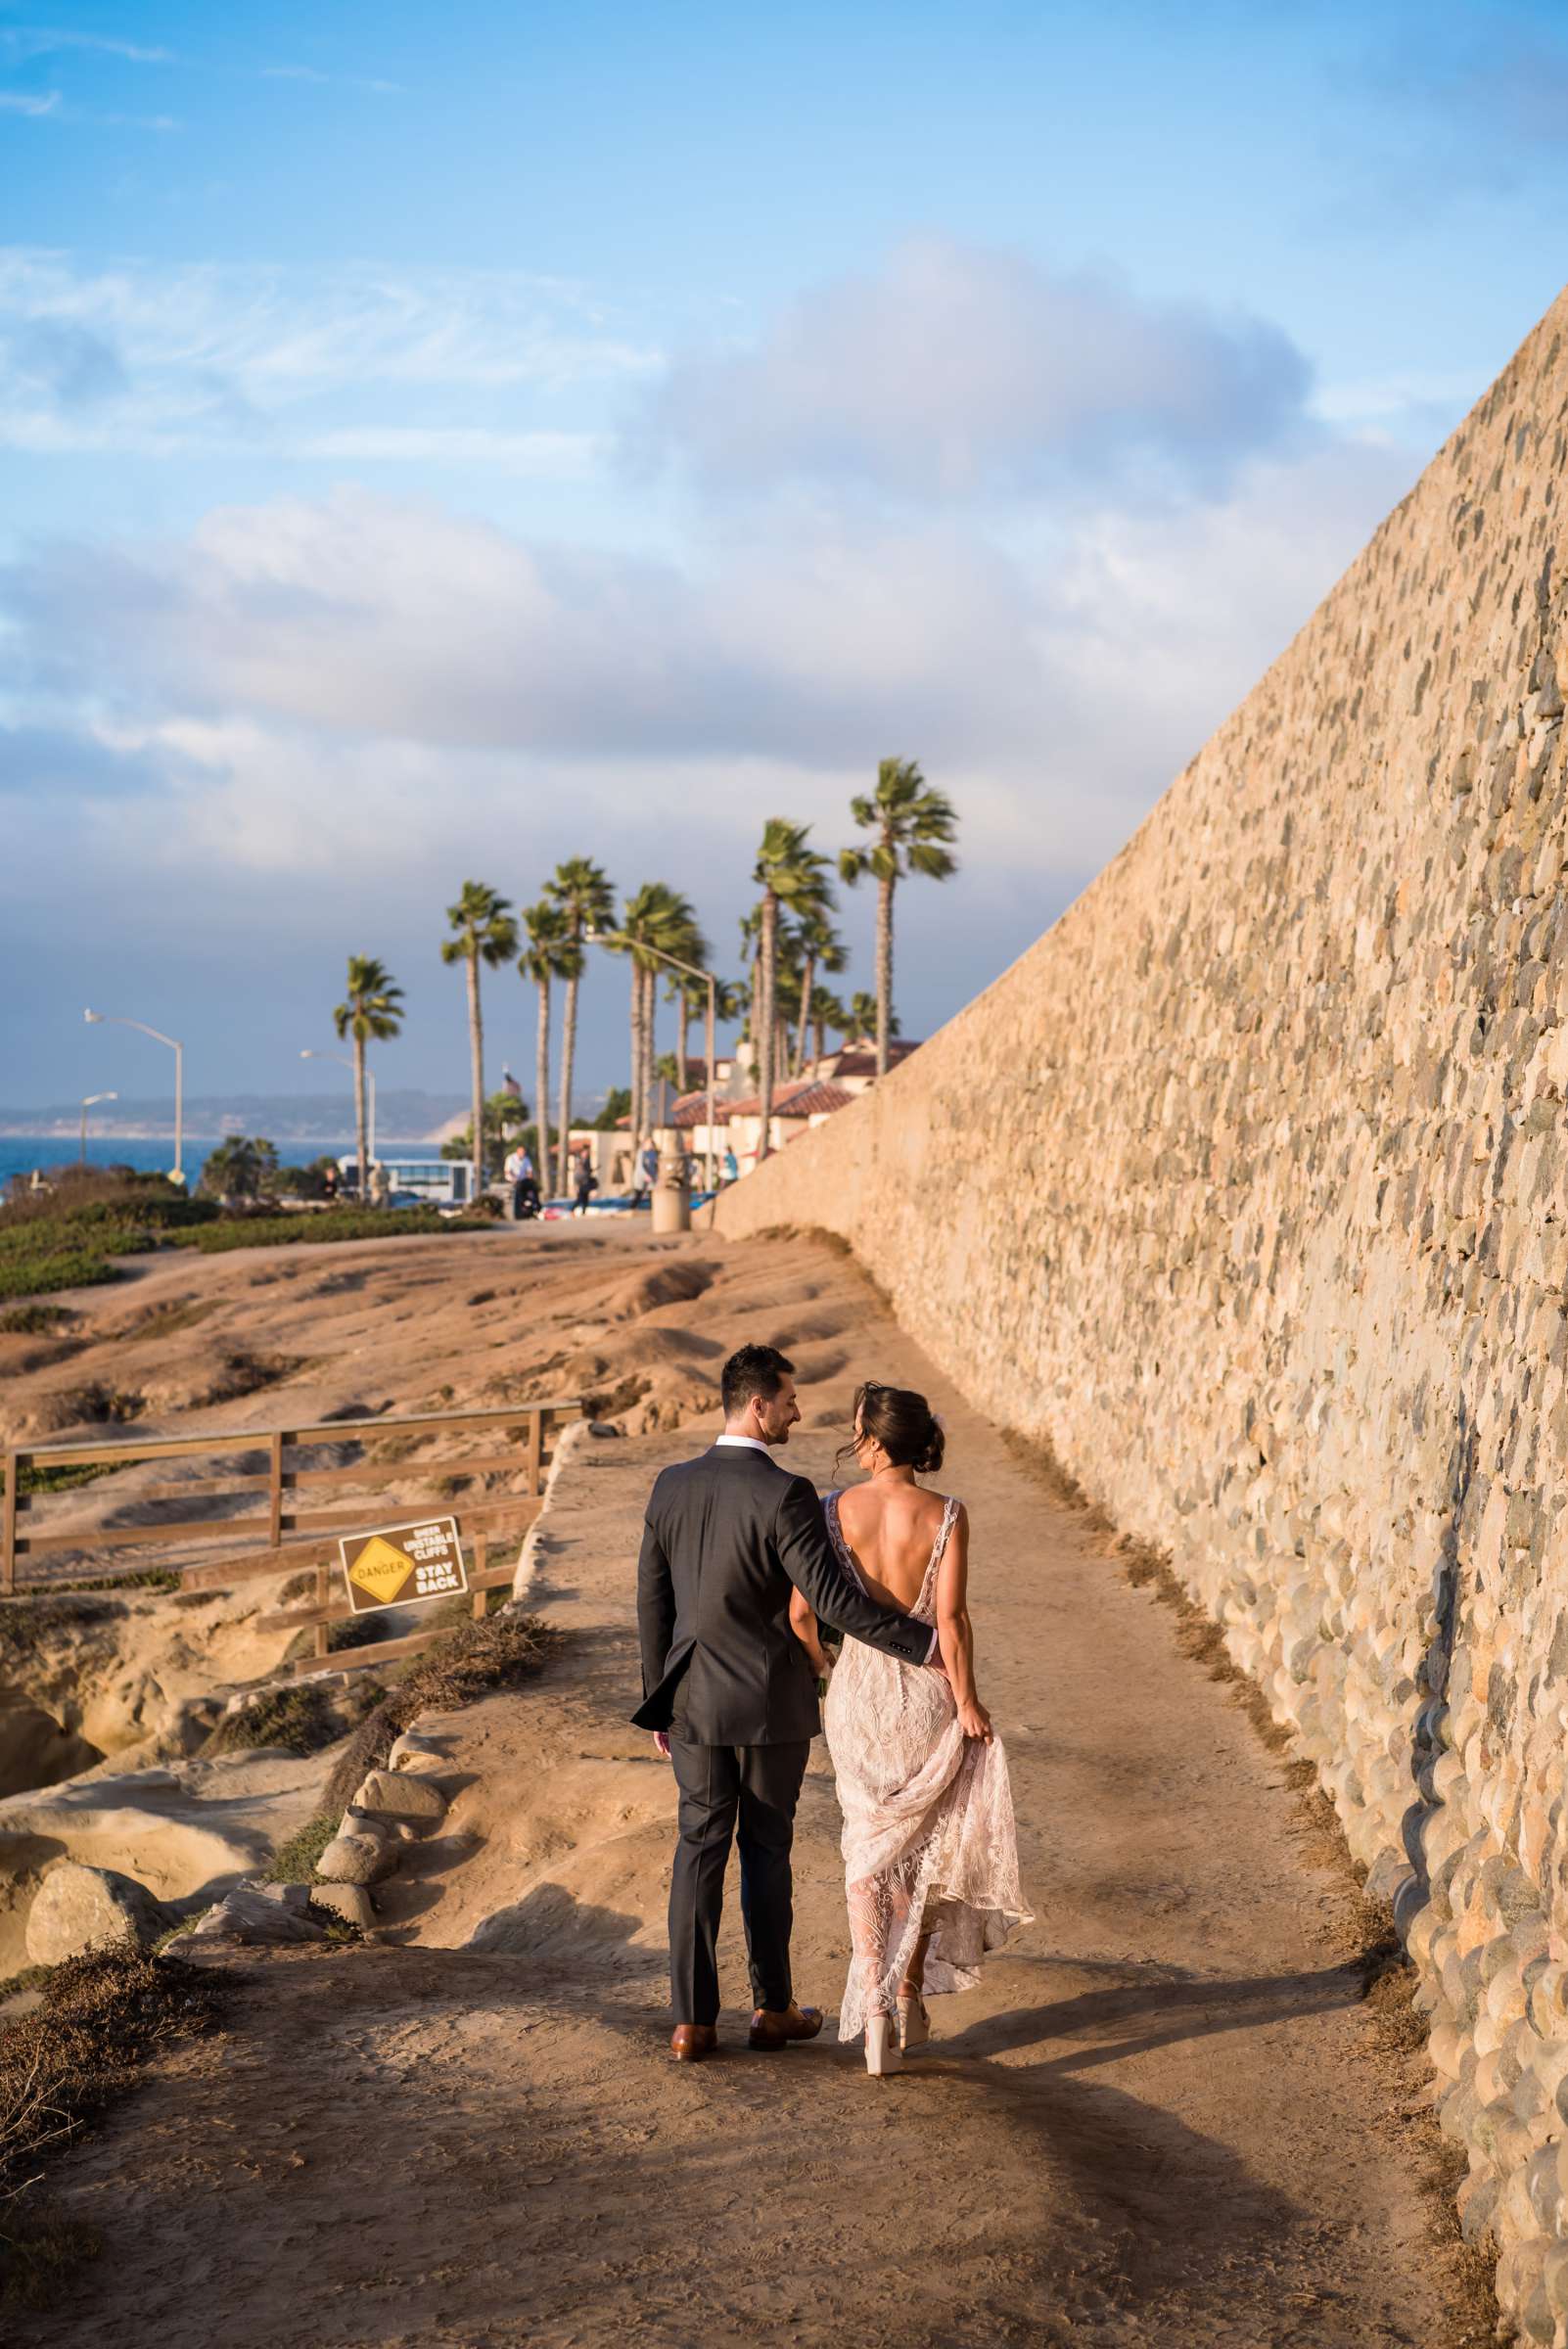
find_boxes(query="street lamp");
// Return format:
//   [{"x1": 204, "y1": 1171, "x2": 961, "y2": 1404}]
[
  {"x1": 84, "y1": 1009, "x2": 183, "y2": 1184},
  {"x1": 585, "y1": 930, "x2": 720, "y2": 1192},
  {"x1": 79, "y1": 1092, "x2": 117, "y2": 1164},
  {"x1": 300, "y1": 1049, "x2": 376, "y2": 1167}
]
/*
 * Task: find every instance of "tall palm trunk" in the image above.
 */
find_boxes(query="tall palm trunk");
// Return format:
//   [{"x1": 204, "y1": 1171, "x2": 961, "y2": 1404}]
[
  {"x1": 534, "y1": 974, "x2": 551, "y2": 1192},
  {"x1": 556, "y1": 936, "x2": 580, "y2": 1195},
  {"x1": 646, "y1": 963, "x2": 660, "y2": 1134},
  {"x1": 466, "y1": 954, "x2": 484, "y2": 1200},
  {"x1": 793, "y1": 948, "x2": 815, "y2": 1077},
  {"x1": 628, "y1": 961, "x2": 643, "y2": 1153},
  {"x1": 676, "y1": 993, "x2": 690, "y2": 1094},
  {"x1": 352, "y1": 1029, "x2": 370, "y2": 1205},
  {"x1": 812, "y1": 1013, "x2": 825, "y2": 1063},
  {"x1": 749, "y1": 946, "x2": 762, "y2": 1078},
  {"x1": 875, "y1": 872, "x2": 896, "y2": 1080},
  {"x1": 758, "y1": 890, "x2": 777, "y2": 1162}
]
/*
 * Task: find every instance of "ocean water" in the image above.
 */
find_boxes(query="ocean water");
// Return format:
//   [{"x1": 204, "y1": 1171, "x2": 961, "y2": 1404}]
[{"x1": 0, "y1": 1135, "x2": 364, "y2": 1187}]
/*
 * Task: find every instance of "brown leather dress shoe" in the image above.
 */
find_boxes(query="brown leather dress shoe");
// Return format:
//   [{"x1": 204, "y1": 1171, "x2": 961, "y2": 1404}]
[
  {"x1": 670, "y1": 2023, "x2": 718, "y2": 2062},
  {"x1": 748, "y1": 2003, "x2": 825, "y2": 2050}
]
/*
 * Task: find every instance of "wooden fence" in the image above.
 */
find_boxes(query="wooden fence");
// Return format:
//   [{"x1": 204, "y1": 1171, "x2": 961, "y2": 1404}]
[{"x1": 1, "y1": 1398, "x2": 580, "y2": 1667}]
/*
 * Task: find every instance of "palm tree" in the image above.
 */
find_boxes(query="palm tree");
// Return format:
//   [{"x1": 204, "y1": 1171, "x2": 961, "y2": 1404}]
[
  {"x1": 839, "y1": 758, "x2": 957, "y2": 1077},
  {"x1": 752, "y1": 819, "x2": 834, "y2": 1161},
  {"x1": 791, "y1": 909, "x2": 849, "y2": 1077},
  {"x1": 200, "y1": 1134, "x2": 279, "y2": 1201},
  {"x1": 520, "y1": 901, "x2": 577, "y2": 1187},
  {"x1": 850, "y1": 989, "x2": 900, "y2": 1045},
  {"x1": 809, "y1": 984, "x2": 850, "y2": 1065},
  {"x1": 661, "y1": 910, "x2": 713, "y2": 1093},
  {"x1": 614, "y1": 883, "x2": 697, "y2": 1146},
  {"x1": 441, "y1": 882, "x2": 519, "y2": 1203},
  {"x1": 333, "y1": 954, "x2": 404, "y2": 1203},
  {"x1": 543, "y1": 856, "x2": 616, "y2": 1195}
]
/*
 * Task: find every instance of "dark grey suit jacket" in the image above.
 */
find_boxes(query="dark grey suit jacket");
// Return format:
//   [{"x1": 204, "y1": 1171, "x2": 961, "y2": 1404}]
[{"x1": 632, "y1": 1443, "x2": 932, "y2": 1743}]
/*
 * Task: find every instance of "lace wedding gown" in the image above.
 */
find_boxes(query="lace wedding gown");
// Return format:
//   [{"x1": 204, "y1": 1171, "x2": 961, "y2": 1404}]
[{"x1": 823, "y1": 1490, "x2": 1031, "y2": 2044}]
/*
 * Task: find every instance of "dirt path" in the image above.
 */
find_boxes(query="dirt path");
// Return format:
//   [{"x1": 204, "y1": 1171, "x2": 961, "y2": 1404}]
[{"x1": 25, "y1": 1247, "x2": 1467, "y2": 2348}]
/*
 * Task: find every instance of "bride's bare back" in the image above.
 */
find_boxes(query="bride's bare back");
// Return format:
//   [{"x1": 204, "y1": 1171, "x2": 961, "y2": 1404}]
[{"x1": 833, "y1": 1477, "x2": 952, "y2": 1611}]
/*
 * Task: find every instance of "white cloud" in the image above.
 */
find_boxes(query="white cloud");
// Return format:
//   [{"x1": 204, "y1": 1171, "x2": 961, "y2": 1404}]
[
  {"x1": 0, "y1": 86, "x2": 61, "y2": 115},
  {"x1": 5, "y1": 434, "x2": 1415, "y2": 884},
  {"x1": 0, "y1": 249, "x2": 657, "y2": 461},
  {"x1": 637, "y1": 236, "x2": 1315, "y2": 502},
  {"x1": 0, "y1": 29, "x2": 176, "y2": 66}
]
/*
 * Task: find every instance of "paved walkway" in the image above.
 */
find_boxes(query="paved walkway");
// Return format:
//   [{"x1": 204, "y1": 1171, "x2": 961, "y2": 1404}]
[{"x1": 28, "y1": 1272, "x2": 1468, "y2": 2349}]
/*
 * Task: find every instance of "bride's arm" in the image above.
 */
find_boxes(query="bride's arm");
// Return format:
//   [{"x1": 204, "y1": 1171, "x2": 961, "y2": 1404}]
[
  {"x1": 937, "y1": 1507, "x2": 992, "y2": 1741},
  {"x1": 788, "y1": 1587, "x2": 829, "y2": 1679}
]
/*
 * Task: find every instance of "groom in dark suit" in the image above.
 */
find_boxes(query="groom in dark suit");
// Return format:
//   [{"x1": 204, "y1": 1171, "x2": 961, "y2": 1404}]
[{"x1": 634, "y1": 1342, "x2": 935, "y2": 2060}]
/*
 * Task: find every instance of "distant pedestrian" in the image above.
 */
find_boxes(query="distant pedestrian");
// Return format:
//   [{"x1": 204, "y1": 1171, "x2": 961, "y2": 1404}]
[
  {"x1": 368, "y1": 1160, "x2": 391, "y2": 1208},
  {"x1": 322, "y1": 1163, "x2": 341, "y2": 1201},
  {"x1": 723, "y1": 1146, "x2": 738, "y2": 1185},
  {"x1": 641, "y1": 1141, "x2": 660, "y2": 1192},
  {"x1": 574, "y1": 1150, "x2": 597, "y2": 1218}
]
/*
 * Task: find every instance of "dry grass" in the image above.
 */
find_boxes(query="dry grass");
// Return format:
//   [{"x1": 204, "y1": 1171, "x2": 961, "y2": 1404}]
[
  {"x1": 0, "y1": 1948, "x2": 224, "y2": 2306},
  {"x1": 321, "y1": 1608, "x2": 557, "y2": 1818}
]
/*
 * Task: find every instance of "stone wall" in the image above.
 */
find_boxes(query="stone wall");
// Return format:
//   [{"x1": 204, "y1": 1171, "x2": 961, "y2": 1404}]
[{"x1": 715, "y1": 290, "x2": 1568, "y2": 2341}]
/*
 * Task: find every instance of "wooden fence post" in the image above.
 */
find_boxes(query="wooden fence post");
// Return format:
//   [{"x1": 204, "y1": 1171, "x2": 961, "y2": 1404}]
[
  {"x1": 267, "y1": 1429, "x2": 285, "y2": 1548},
  {"x1": 314, "y1": 1557, "x2": 332, "y2": 1660},
  {"x1": 527, "y1": 1407, "x2": 544, "y2": 1496},
  {"x1": 473, "y1": 1529, "x2": 488, "y2": 1621},
  {"x1": 1, "y1": 1452, "x2": 17, "y2": 1597}
]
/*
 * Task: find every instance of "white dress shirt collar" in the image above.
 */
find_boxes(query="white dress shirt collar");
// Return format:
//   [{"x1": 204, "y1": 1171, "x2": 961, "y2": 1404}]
[{"x1": 715, "y1": 1434, "x2": 770, "y2": 1453}]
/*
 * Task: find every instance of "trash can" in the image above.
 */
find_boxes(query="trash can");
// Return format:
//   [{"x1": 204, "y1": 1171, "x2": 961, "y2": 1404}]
[{"x1": 651, "y1": 1149, "x2": 691, "y2": 1234}]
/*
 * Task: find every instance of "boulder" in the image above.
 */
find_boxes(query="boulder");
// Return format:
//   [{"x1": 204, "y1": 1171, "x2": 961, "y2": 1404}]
[
  {"x1": 316, "y1": 1829, "x2": 397, "y2": 1886},
  {"x1": 309, "y1": 1882, "x2": 376, "y2": 1929},
  {"x1": 386, "y1": 1728, "x2": 445, "y2": 1772},
  {"x1": 353, "y1": 1769, "x2": 447, "y2": 1824},
  {"x1": 182, "y1": 1881, "x2": 327, "y2": 1946},
  {"x1": 24, "y1": 1861, "x2": 173, "y2": 1965}
]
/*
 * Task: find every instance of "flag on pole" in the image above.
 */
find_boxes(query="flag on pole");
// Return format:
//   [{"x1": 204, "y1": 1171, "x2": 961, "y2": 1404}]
[{"x1": 501, "y1": 1067, "x2": 523, "y2": 1099}]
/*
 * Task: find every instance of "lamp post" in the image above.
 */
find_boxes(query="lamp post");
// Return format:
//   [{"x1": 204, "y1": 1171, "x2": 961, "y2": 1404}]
[
  {"x1": 300, "y1": 1049, "x2": 375, "y2": 1167},
  {"x1": 79, "y1": 1091, "x2": 117, "y2": 1164},
  {"x1": 84, "y1": 1009, "x2": 183, "y2": 1184},
  {"x1": 585, "y1": 931, "x2": 720, "y2": 1193}
]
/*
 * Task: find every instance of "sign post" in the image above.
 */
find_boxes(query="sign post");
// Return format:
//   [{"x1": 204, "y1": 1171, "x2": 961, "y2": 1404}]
[{"x1": 339, "y1": 1516, "x2": 469, "y2": 1615}]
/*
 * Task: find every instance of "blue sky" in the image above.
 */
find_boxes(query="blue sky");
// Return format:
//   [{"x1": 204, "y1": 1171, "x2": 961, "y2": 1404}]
[{"x1": 3, "y1": 1, "x2": 1566, "y2": 1117}]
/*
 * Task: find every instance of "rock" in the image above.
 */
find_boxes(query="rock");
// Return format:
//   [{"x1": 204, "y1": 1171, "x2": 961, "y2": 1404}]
[
  {"x1": 308, "y1": 1881, "x2": 375, "y2": 1929},
  {"x1": 386, "y1": 1728, "x2": 446, "y2": 1772},
  {"x1": 353, "y1": 1769, "x2": 447, "y2": 1824},
  {"x1": 316, "y1": 1831, "x2": 397, "y2": 1886},
  {"x1": 24, "y1": 1861, "x2": 174, "y2": 1965},
  {"x1": 185, "y1": 1881, "x2": 327, "y2": 1945}
]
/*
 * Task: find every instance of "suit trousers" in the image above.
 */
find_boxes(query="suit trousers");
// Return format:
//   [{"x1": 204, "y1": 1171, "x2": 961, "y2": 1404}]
[{"x1": 668, "y1": 1736, "x2": 811, "y2": 2025}]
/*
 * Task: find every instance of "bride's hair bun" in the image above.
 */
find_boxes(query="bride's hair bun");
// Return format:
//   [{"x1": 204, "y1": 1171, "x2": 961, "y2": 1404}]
[{"x1": 846, "y1": 1380, "x2": 945, "y2": 1477}]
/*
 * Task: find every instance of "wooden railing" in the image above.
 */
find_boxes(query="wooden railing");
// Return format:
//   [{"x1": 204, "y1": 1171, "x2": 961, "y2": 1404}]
[{"x1": 1, "y1": 1398, "x2": 581, "y2": 1666}]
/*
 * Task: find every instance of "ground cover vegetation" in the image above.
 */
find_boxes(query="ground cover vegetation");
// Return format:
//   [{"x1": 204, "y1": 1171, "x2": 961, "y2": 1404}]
[{"x1": 0, "y1": 1168, "x2": 491, "y2": 1305}]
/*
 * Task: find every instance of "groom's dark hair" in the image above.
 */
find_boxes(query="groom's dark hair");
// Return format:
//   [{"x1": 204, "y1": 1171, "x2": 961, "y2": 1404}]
[{"x1": 721, "y1": 1343, "x2": 795, "y2": 1415}]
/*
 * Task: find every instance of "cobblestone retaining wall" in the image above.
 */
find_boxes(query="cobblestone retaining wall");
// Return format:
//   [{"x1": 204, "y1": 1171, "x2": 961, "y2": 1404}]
[{"x1": 715, "y1": 291, "x2": 1568, "y2": 2340}]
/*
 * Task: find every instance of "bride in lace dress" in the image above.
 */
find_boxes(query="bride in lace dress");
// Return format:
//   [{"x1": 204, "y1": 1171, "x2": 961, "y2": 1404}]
[{"x1": 790, "y1": 1381, "x2": 1031, "y2": 2076}]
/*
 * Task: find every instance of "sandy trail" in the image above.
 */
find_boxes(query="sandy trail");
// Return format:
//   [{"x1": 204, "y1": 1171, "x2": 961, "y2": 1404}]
[{"x1": 23, "y1": 1240, "x2": 1467, "y2": 2347}]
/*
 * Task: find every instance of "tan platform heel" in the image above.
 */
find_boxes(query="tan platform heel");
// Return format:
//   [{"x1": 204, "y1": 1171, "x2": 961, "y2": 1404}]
[
  {"x1": 865, "y1": 2012, "x2": 902, "y2": 2076},
  {"x1": 897, "y1": 1992, "x2": 931, "y2": 2053}
]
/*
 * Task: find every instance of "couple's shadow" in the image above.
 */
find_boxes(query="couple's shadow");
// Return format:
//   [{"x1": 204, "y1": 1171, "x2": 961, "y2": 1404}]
[{"x1": 450, "y1": 1880, "x2": 1356, "y2": 2304}]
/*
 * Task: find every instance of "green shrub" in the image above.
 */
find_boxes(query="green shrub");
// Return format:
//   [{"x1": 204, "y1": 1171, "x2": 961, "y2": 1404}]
[
  {"x1": 173, "y1": 1205, "x2": 452, "y2": 1254},
  {"x1": 264, "y1": 1812, "x2": 339, "y2": 1885}
]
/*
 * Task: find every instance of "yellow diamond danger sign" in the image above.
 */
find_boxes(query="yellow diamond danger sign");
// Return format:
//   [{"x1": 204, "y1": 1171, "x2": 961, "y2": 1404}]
[
  {"x1": 346, "y1": 1536, "x2": 416, "y2": 1607},
  {"x1": 339, "y1": 1518, "x2": 468, "y2": 1614}
]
